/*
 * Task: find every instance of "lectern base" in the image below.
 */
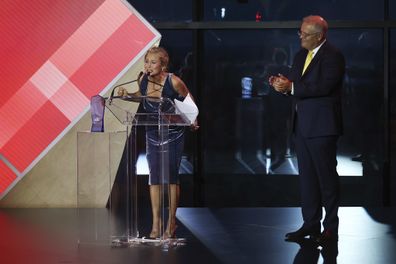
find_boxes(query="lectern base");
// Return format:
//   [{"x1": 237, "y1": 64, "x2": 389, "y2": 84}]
[{"x1": 111, "y1": 237, "x2": 186, "y2": 249}]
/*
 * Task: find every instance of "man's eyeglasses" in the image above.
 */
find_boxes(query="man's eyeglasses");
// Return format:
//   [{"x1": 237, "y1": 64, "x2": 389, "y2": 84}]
[{"x1": 297, "y1": 30, "x2": 320, "y2": 38}]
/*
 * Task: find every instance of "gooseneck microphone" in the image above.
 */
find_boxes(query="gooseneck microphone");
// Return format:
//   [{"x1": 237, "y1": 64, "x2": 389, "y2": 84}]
[
  {"x1": 108, "y1": 71, "x2": 144, "y2": 104},
  {"x1": 108, "y1": 71, "x2": 167, "y2": 105}
]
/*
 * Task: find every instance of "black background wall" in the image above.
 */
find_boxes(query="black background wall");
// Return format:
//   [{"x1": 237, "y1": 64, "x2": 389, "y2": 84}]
[{"x1": 127, "y1": 0, "x2": 396, "y2": 207}]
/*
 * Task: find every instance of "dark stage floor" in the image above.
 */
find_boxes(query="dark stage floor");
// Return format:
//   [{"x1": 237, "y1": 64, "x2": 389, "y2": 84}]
[{"x1": 0, "y1": 207, "x2": 395, "y2": 264}]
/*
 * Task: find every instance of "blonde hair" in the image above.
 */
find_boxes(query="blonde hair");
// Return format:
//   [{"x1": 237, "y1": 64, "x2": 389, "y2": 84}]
[{"x1": 145, "y1": 46, "x2": 169, "y2": 72}]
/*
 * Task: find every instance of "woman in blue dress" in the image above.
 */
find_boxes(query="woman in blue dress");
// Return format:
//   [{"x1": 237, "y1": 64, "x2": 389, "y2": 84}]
[{"x1": 119, "y1": 47, "x2": 198, "y2": 239}]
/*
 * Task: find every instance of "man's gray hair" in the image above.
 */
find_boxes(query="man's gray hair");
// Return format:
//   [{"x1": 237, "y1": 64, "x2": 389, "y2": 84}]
[{"x1": 303, "y1": 15, "x2": 328, "y2": 35}]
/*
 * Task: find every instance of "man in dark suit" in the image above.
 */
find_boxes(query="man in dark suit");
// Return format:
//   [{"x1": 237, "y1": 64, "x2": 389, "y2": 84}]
[{"x1": 269, "y1": 15, "x2": 345, "y2": 244}]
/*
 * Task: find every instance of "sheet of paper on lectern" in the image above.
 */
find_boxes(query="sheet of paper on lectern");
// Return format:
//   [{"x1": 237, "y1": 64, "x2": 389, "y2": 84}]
[{"x1": 174, "y1": 93, "x2": 199, "y2": 124}]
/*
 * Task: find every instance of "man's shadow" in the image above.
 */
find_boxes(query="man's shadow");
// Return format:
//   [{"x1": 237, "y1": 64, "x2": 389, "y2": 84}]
[{"x1": 289, "y1": 238, "x2": 338, "y2": 264}]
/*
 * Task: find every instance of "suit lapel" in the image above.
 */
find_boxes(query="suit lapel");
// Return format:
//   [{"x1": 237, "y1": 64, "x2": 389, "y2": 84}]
[
  {"x1": 301, "y1": 42, "x2": 327, "y2": 77},
  {"x1": 297, "y1": 50, "x2": 308, "y2": 77}
]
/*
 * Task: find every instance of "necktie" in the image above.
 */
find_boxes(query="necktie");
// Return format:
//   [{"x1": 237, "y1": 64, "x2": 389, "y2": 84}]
[{"x1": 302, "y1": 50, "x2": 313, "y2": 74}]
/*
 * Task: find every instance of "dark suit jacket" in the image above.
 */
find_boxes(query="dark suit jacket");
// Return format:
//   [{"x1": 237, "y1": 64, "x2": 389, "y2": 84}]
[{"x1": 288, "y1": 41, "x2": 345, "y2": 138}]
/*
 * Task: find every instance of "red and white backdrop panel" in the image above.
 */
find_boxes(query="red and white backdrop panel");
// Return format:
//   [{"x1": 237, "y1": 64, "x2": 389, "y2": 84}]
[{"x1": 0, "y1": 0, "x2": 160, "y2": 196}]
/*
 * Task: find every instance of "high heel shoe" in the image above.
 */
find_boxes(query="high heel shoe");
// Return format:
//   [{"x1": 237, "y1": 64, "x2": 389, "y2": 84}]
[
  {"x1": 163, "y1": 225, "x2": 178, "y2": 239},
  {"x1": 149, "y1": 229, "x2": 160, "y2": 239},
  {"x1": 149, "y1": 221, "x2": 162, "y2": 239}
]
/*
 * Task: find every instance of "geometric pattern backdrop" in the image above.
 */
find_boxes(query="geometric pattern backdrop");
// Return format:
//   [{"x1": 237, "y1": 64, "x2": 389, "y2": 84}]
[{"x1": 0, "y1": 0, "x2": 160, "y2": 198}]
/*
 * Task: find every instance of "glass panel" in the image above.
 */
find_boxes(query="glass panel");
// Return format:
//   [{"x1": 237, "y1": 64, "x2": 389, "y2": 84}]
[
  {"x1": 390, "y1": 0, "x2": 396, "y2": 19},
  {"x1": 203, "y1": 0, "x2": 384, "y2": 21},
  {"x1": 127, "y1": 0, "x2": 192, "y2": 23},
  {"x1": 157, "y1": 30, "x2": 194, "y2": 88},
  {"x1": 390, "y1": 29, "x2": 396, "y2": 204},
  {"x1": 331, "y1": 29, "x2": 384, "y2": 180},
  {"x1": 202, "y1": 28, "x2": 383, "y2": 179},
  {"x1": 202, "y1": 29, "x2": 296, "y2": 175},
  {"x1": 77, "y1": 131, "x2": 127, "y2": 245}
]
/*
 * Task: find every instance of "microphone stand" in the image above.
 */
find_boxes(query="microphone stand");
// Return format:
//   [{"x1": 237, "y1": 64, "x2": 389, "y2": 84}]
[
  {"x1": 108, "y1": 72, "x2": 143, "y2": 104},
  {"x1": 107, "y1": 73, "x2": 164, "y2": 104}
]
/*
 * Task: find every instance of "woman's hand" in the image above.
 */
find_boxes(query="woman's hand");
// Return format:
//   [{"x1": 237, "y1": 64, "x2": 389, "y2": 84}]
[
  {"x1": 117, "y1": 87, "x2": 128, "y2": 97},
  {"x1": 190, "y1": 120, "x2": 199, "y2": 131}
]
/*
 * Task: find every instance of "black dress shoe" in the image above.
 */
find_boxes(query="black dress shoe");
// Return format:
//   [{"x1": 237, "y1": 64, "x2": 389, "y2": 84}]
[
  {"x1": 316, "y1": 230, "x2": 338, "y2": 245},
  {"x1": 285, "y1": 227, "x2": 320, "y2": 241},
  {"x1": 351, "y1": 154, "x2": 364, "y2": 162}
]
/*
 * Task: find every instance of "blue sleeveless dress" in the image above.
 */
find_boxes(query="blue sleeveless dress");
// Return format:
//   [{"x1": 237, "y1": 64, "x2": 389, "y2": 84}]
[{"x1": 140, "y1": 73, "x2": 185, "y2": 185}]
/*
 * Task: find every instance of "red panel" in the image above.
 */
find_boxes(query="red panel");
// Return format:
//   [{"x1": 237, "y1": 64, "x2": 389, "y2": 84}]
[
  {"x1": 50, "y1": 80, "x2": 90, "y2": 121},
  {"x1": 71, "y1": 15, "x2": 156, "y2": 98},
  {"x1": 0, "y1": 0, "x2": 106, "y2": 107},
  {"x1": 0, "y1": 0, "x2": 159, "y2": 196},
  {"x1": 0, "y1": 81, "x2": 48, "y2": 149},
  {"x1": 0, "y1": 161, "x2": 17, "y2": 194},
  {"x1": 50, "y1": 0, "x2": 132, "y2": 78},
  {"x1": 1, "y1": 102, "x2": 70, "y2": 172}
]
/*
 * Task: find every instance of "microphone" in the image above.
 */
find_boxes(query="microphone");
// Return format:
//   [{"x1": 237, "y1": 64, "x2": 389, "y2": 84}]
[{"x1": 108, "y1": 71, "x2": 144, "y2": 104}]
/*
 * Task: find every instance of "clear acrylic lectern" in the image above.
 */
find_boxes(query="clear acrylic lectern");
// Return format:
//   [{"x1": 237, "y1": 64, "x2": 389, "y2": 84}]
[
  {"x1": 77, "y1": 130, "x2": 127, "y2": 245},
  {"x1": 102, "y1": 96, "x2": 191, "y2": 248}
]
